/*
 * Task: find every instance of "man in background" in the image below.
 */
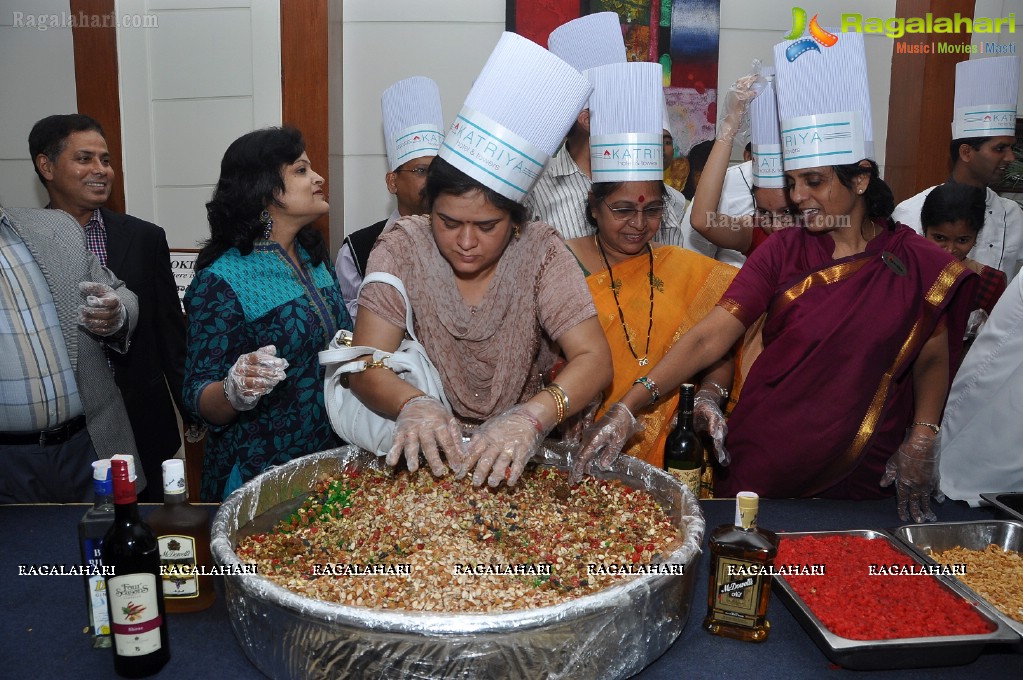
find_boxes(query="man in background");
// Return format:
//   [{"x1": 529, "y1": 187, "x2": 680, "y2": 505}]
[
  {"x1": 526, "y1": 13, "x2": 685, "y2": 246},
  {"x1": 30, "y1": 114, "x2": 188, "y2": 501},
  {"x1": 1, "y1": 205, "x2": 141, "y2": 502},
  {"x1": 335, "y1": 76, "x2": 444, "y2": 321},
  {"x1": 892, "y1": 56, "x2": 1022, "y2": 280}
]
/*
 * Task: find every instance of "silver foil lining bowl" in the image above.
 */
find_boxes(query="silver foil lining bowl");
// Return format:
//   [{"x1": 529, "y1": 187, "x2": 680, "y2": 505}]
[{"x1": 211, "y1": 444, "x2": 706, "y2": 680}]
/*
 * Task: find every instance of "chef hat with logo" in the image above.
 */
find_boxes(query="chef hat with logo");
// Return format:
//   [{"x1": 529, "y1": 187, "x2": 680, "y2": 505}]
[
  {"x1": 588, "y1": 62, "x2": 665, "y2": 182},
  {"x1": 548, "y1": 12, "x2": 627, "y2": 76},
  {"x1": 951, "y1": 56, "x2": 1020, "y2": 139},
  {"x1": 382, "y1": 76, "x2": 445, "y2": 172},
  {"x1": 774, "y1": 31, "x2": 873, "y2": 171},
  {"x1": 438, "y1": 32, "x2": 591, "y2": 203},
  {"x1": 750, "y1": 66, "x2": 784, "y2": 188}
]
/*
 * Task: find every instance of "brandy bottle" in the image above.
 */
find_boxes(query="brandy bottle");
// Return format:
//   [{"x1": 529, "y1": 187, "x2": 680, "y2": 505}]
[
  {"x1": 704, "y1": 491, "x2": 779, "y2": 642},
  {"x1": 147, "y1": 459, "x2": 216, "y2": 613}
]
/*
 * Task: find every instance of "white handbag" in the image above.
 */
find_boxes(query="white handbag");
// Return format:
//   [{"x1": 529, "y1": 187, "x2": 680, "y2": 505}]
[{"x1": 319, "y1": 272, "x2": 449, "y2": 456}]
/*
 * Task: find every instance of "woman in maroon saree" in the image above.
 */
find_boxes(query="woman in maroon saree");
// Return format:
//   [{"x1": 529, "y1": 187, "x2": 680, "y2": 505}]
[{"x1": 575, "y1": 159, "x2": 976, "y2": 520}]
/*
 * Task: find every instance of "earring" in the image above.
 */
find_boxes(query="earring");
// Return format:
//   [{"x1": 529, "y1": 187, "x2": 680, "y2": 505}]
[
  {"x1": 259, "y1": 210, "x2": 273, "y2": 239},
  {"x1": 513, "y1": 224, "x2": 521, "y2": 239}
]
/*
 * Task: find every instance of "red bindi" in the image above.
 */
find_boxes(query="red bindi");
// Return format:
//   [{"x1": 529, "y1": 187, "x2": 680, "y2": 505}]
[{"x1": 637, "y1": 195, "x2": 645, "y2": 203}]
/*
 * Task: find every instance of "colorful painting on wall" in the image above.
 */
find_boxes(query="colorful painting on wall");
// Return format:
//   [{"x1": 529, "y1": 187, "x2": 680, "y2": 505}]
[{"x1": 506, "y1": 0, "x2": 721, "y2": 165}]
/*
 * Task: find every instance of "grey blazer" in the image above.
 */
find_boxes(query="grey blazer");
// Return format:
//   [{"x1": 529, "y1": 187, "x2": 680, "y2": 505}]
[{"x1": 2, "y1": 207, "x2": 146, "y2": 490}]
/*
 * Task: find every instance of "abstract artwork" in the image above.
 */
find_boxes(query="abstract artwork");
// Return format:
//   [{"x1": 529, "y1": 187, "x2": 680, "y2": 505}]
[{"x1": 507, "y1": 0, "x2": 721, "y2": 161}]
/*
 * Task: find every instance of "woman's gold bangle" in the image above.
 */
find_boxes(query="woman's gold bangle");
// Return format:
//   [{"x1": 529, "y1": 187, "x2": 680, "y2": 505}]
[{"x1": 543, "y1": 383, "x2": 568, "y2": 425}]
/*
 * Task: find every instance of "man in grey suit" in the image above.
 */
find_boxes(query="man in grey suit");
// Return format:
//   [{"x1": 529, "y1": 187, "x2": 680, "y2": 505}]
[
  {"x1": 0, "y1": 205, "x2": 143, "y2": 502},
  {"x1": 30, "y1": 113, "x2": 190, "y2": 501}
]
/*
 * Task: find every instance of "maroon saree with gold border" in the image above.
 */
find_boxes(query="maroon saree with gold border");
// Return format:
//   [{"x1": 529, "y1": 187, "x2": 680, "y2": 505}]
[{"x1": 715, "y1": 221, "x2": 975, "y2": 499}]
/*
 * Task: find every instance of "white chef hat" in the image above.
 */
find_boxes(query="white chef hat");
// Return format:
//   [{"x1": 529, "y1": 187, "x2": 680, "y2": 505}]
[
  {"x1": 774, "y1": 31, "x2": 874, "y2": 170},
  {"x1": 951, "y1": 56, "x2": 1020, "y2": 139},
  {"x1": 548, "y1": 12, "x2": 627, "y2": 76},
  {"x1": 588, "y1": 62, "x2": 665, "y2": 181},
  {"x1": 438, "y1": 32, "x2": 591, "y2": 203},
  {"x1": 382, "y1": 76, "x2": 445, "y2": 172},
  {"x1": 750, "y1": 66, "x2": 784, "y2": 188}
]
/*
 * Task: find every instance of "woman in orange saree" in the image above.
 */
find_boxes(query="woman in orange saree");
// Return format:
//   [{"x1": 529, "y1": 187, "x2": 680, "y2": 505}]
[{"x1": 565, "y1": 179, "x2": 737, "y2": 468}]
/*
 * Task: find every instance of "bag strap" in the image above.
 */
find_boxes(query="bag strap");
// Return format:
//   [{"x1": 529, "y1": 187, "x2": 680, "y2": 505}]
[{"x1": 359, "y1": 271, "x2": 419, "y2": 342}]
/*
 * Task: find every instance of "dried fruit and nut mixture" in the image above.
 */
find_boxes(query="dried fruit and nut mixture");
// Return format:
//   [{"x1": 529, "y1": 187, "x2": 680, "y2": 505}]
[
  {"x1": 235, "y1": 466, "x2": 682, "y2": 612},
  {"x1": 776, "y1": 534, "x2": 992, "y2": 640},
  {"x1": 931, "y1": 544, "x2": 1023, "y2": 623}
]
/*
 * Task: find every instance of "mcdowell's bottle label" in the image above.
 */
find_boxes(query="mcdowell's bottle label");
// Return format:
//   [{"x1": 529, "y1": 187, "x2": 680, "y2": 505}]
[
  {"x1": 710, "y1": 556, "x2": 764, "y2": 628},
  {"x1": 158, "y1": 534, "x2": 198, "y2": 598}
]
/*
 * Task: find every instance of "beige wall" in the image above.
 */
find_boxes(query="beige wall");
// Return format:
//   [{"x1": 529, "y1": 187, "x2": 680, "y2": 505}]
[{"x1": 0, "y1": 0, "x2": 76, "y2": 208}]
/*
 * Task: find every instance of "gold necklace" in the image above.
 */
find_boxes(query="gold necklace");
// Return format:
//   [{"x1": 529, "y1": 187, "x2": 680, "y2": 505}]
[{"x1": 594, "y1": 234, "x2": 654, "y2": 366}]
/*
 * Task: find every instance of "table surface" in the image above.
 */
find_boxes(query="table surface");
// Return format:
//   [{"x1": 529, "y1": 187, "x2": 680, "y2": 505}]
[{"x1": 1, "y1": 497, "x2": 1020, "y2": 679}]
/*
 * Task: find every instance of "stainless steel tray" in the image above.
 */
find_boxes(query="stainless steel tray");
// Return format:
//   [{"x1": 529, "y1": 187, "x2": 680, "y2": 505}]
[
  {"x1": 981, "y1": 493, "x2": 1023, "y2": 522},
  {"x1": 772, "y1": 529, "x2": 1018, "y2": 670},
  {"x1": 892, "y1": 520, "x2": 1023, "y2": 641}
]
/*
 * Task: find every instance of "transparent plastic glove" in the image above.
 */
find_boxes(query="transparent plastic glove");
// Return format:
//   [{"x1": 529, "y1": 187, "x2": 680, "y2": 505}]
[
  {"x1": 386, "y1": 395, "x2": 464, "y2": 477},
  {"x1": 569, "y1": 402, "x2": 642, "y2": 485},
  {"x1": 694, "y1": 390, "x2": 730, "y2": 466},
  {"x1": 77, "y1": 282, "x2": 127, "y2": 336},
  {"x1": 461, "y1": 405, "x2": 552, "y2": 488},
  {"x1": 184, "y1": 423, "x2": 208, "y2": 443},
  {"x1": 963, "y1": 308, "x2": 988, "y2": 344},
  {"x1": 880, "y1": 430, "x2": 942, "y2": 523},
  {"x1": 223, "y1": 345, "x2": 289, "y2": 411},
  {"x1": 560, "y1": 397, "x2": 600, "y2": 448},
  {"x1": 717, "y1": 60, "x2": 765, "y2": 143}
]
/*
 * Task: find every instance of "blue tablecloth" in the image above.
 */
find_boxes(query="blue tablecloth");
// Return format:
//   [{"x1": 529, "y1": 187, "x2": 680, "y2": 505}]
[{"x1": 1, "y1": 497, "x2": 1020, "y2": 679}]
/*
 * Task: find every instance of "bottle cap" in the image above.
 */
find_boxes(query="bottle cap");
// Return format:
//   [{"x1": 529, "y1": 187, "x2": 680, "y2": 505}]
[
  {"x1": 736, "y1": 491, "x2": 759, "y2": 529},
  {"x1": 92, "y1": 459, "x2": 111, "y2": 481},
  {"x1": 110, "y1": 458, "x2": 137, "y2": 504},
  {"x1": 161, "y1": 459, "x2": 187, "y2": 495},
  {"x1": 109, "y1": 454, "x2": 136, "y2": 482}
]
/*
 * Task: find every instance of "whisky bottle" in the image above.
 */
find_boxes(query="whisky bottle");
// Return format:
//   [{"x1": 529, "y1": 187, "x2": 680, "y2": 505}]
[
  {"x1": 663, "y1": 383, "x2": 703, "y2": 495},
  {"x1": 703, "y1": 491, "x2": 779, "y2": 641},
  {"x1": 148, "y1": 459, "x2": 216, "y2": 612},
  {"x1": 78, "y1": 459, "x2": 114, "y2": 648}
]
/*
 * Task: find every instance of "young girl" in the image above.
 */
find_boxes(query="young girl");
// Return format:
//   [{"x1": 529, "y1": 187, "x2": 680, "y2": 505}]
[{"x1": 921, "y1": 182, "x2": 1007, "y2": 315}]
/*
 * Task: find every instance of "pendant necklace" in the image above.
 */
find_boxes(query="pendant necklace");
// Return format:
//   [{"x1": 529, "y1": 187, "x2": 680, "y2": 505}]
[{"x1": 594, "y1": 233, "x2": 654, "y2": 366}]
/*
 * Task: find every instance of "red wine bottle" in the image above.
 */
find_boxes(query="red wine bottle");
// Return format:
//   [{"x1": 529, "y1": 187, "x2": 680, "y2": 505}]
[
  {"x1": 664, "y1": 383, "x2": 704, "y2": 494},
  {"x1": 102, "y1": 458, "x2": 170, "y2": 677}
]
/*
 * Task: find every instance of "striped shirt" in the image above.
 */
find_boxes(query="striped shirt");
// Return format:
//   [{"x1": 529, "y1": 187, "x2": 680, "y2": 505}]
[
  {"x1": 0, "y1": 210, "x2": 84, "y2": 431},
  {"x1": 524, "y1": 147, "x2": 686, "y2": 247}
]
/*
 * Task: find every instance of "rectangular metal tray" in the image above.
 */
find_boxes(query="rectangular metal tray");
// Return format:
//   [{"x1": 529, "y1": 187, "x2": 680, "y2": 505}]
[
  {"x1": 891, "y1": 519, "x2": 1023, "y2": 641},
  {"x1": 981, "y1": 493, "x2": 1023, "y2": 522},
  {"x1": 773, "y1": 529, "x2": 1018, "y2": 670}
]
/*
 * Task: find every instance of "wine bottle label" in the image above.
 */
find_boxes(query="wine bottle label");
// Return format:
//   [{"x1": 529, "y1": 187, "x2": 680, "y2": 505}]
[
  {"x1": 158, "y1": 534, "x2": 199, "y2": 598},
  {"x1": 83, "y1": 538, "x2": 110, "y2": 635},
  {"x1": 710, "y1": 556, "x2": 766, "y2": 628},
  {"x1": 108, "y1": 573, "x2": 163, "y2": 656},
  {"x1": 666, "y1": 467, "x2": 701, "y2": 494}
]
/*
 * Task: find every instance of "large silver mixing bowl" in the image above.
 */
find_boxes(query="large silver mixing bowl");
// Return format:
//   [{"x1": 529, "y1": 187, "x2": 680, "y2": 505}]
[{"x1": 211, "y1": 445, "x2": 705, "y2": 679}]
